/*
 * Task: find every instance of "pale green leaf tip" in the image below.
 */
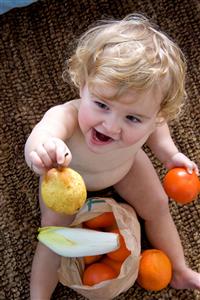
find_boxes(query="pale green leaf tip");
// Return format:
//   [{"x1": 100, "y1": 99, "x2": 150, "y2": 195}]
[
  {"x1": 37, "y1": 228, "x2": 75, "y2": 247},
  {"x1": 38, "y1": 226, "x2": 66, "y2": 233}
]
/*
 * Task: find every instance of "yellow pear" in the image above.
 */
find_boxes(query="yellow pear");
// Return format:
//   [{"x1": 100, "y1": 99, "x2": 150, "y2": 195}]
[{"x1": 41, "y1": 167, "x2": 87, "y2": 214}]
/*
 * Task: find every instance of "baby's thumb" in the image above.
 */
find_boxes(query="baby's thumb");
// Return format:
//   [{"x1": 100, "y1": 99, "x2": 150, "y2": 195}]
[
  {"x1": 62, "y1": 151, "x2": 72, "y2": 167},
  {"x1": 187, "y1": 168, "x2": 193, "y2": 174},
  {"x1": 164, "y1": 160, "x2": 174, "y2": 170},
  {"x1": 187, "y1": 161, "x2": 199, "y2": 176}
]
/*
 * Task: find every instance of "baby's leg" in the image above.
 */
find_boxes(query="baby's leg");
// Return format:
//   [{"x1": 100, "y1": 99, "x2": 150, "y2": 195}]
[
  {"x1": 114, "y1": 149, "x2": 200, "y2": 290},
  {"x1": 30, "y1": 183, "x2": 75, "y2": 300}
]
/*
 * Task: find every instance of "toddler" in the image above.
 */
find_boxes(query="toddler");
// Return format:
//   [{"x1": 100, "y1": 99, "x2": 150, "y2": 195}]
[{"x1": 25, "y1": 14, "x2": 200, "y2": 299}]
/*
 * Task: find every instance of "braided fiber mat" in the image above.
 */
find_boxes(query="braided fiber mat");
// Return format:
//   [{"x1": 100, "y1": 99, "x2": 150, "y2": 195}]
[{"x1": 0, "y1": 0, "x2": 200, "y2": 299}]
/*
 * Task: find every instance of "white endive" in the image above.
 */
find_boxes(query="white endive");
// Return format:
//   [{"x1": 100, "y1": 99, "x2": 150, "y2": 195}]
[{"x1": 38, "y1": 226, "x2": 119, "y2": 257}]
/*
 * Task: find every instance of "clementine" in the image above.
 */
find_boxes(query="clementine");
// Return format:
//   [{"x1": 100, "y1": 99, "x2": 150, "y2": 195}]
[
  {"x1": 163, "y1": 167, "x2": 199, "y2": 204},
  {"x1": 82, "y1": 262, "x2": 117, "y2": 286},
  {"x1": 106, "y1": 229, "x2": 131, "y2": 262},
  {"x1": 100, "y1": 256, "x2": 122, "y2": 275},
  {"x1": 83, "y1": 254, "x2": 102, "y2": 265},
  {"x1": 104, "y1": 221, "x2": 119, "y2": 232},
  {"x1": 137, "y1": 249, "x2": 172, "y2": 291},
  {"x1": 83, "y1": 212, "x2": 116, "y2": 229}
]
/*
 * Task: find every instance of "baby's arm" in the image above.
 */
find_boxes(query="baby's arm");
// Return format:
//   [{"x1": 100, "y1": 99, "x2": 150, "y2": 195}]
[
  {"x1": 146, "y1": 122, "x2": 199, "y2": 174},
  {"x1": 24, "y1": 102, "x2": 78, "y2": 175}
]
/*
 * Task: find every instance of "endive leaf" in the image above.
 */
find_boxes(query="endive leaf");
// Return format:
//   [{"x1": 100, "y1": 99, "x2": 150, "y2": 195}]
[
  {"x1": 38, "y1": 228, "x2": 75, "y2": 248},
  {"x1": 37, "y1": 226, "x2": 119, "y2": 257}
]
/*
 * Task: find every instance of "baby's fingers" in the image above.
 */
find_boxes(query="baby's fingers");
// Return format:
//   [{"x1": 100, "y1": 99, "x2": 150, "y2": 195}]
[
  {"x1": 29, "y1": 151, "x2": 47, "y2": 175},
  {"x1": 42, "y1": 139, "x2": 57, "y2": 162},
  {"x1": 192, "y1": 162, "x2": 199, "y2": 176},
  {"x1": 52, "y1": 138, "x2": 72, "y2": 166},
  {"x1": 36, "y1": 144, "x2": 53, "y2": 168},
  {"x1": 186, "y1": 161, "x2": 199, "y2": 175}
]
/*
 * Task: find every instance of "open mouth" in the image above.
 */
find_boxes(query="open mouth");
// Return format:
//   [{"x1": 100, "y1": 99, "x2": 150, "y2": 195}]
[{"x1": 92, "y1": 129, "x2": 113, "y2": 143}]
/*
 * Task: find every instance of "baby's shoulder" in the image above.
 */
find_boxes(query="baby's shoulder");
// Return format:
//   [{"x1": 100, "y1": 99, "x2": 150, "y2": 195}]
[
  {"x1": 41, "y1": 100, "x2": 80, "y2": 128},
  {"x1": 45, "y1": 99, "x2": 80, "y2": 118},
  {"x1": 63, "y1": 99, "x2": 81, "y2": 111}
]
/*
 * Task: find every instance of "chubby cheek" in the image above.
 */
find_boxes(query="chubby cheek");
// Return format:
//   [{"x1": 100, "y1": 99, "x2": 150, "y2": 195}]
[
  {"x1": 78, "y1": 106, "x2": 96, "y2": 134},
  {"x1": 123, "y1": 132, "x2": 145, "y2": 145},
  {"x1": 123, "y1": 124, "x2": 155, "y2": 146}
]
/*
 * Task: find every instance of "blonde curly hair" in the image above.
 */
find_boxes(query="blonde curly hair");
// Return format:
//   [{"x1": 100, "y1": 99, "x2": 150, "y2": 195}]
[{"x1": 63, "y1": 14, "x2": 187, "y2": 121}]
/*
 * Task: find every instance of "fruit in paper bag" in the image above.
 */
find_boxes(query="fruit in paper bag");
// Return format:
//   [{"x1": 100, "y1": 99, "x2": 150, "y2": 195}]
[
  {"x1": 137, "y1": 249, "x2": 172, "y2": 291},
  {"x1": 163, "y1": 167, "x2": 199, "y2": 204},
  {"x1": 107, "y1": 229, "x2": 131, "y2": 262},
  {"x1": 41, "y1": 167, "x2": 87, "y2": 214},
  {"x1": 101, "y1": 256, "x2": 122, "y2": 275},
  {"x1": 83, "y1": 262, "x2": 118, "y2": 286},
  {"x1": 83, "y1": 212, "x2": 116, "y2": 229},
  {"x1": 83, "y1": 255, "x2": 102, "y2": 265}
]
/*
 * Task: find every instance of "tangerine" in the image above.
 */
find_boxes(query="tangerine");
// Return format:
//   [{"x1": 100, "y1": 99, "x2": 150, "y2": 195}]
[
  {"x1": 106, "y1": 229, "x2": 131, "y2": 262},
  {"x1": 83, "y1": 254, "x2": 102, "y2": 265},
  {"x1": 100, "y1": 256, "x2": 122, "y2": 275},
  {"x1": 163, "y1": 167, "x2": 199, "y2": 204},
  {"x1": 137, "y1": 249, "x2": 172, "y2": 291},
  {"x1": 82, "y1": 262, "x2": 117, "y2": 286},
  {"x1": 83, "y1": 212, "x2": 116, "y2": 229}
]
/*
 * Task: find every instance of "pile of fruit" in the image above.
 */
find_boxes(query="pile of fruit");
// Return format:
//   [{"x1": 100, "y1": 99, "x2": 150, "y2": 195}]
[
  {"x1": 39, "y1": 166, "x2": 199, "y2": 291},
  {"x1": 81, "y1": 212, "x2": 131, "y2": 286},
  {"x1": 79, "y1": 212, "x2": 173, "y2": 292}
]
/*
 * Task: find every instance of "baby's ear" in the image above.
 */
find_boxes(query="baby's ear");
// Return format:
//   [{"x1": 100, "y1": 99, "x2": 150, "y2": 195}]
[
  {"x1": 79, "y1": 82, "x2": 86, "y2": 97},
  {"x1": 79, "y1": 86, "x2": 83, "y2": 97},
  {"x1": 156, "y1": 112, "x2": 165, "y2": 126}
]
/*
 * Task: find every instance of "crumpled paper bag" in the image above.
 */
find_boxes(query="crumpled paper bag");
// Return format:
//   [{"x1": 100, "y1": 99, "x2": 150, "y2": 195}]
[{"x1": 58, "y1": 197, "x2": 141, "y2": 300}]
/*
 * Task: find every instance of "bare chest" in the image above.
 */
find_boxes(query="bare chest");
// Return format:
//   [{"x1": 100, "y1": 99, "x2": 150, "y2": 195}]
[{"x1": 66, "y1": 128, "x2": 139, "y2": 191}]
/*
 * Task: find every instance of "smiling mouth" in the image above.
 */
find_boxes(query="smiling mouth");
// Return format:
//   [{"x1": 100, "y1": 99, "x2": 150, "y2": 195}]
[{"x1": 92, "y1": 129, "x2": 113, "y2": 143}]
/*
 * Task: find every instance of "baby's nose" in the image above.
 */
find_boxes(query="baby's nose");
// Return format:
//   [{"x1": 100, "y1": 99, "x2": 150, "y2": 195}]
[{"x1": 103, "y1": 119, "x2": 121, "y2": 135}]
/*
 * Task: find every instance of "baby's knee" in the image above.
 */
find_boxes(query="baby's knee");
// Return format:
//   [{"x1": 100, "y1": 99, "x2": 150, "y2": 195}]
[
  {"x1": 41, "y1": 214, "x2": 59, "y2": 227},
  {"x1": 153, "y1": 193, "x2": 170, "y2": 216},
  {"x1": 41, "y1": 212, "x2": 75, "y2": 228},
  {"x1": 143, "y1": 192, "x2": 170, "y2": 222}
]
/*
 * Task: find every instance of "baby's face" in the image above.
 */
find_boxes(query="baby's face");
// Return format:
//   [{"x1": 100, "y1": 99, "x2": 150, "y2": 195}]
[{"x1": 78, "y1": 83, "x2": 162, "y2": 154}]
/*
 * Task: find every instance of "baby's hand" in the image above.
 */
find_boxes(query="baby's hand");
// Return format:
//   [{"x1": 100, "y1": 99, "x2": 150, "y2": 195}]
[
  {"x1": 29, "y1": 137, "x2": 72, "y2": 175},
  {"x1": 164, "y1": 152, "x2": 199, "y2": 175}
]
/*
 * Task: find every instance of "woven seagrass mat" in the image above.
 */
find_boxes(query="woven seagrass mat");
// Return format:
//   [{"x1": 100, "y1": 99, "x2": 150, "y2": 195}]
[{"x1": 0, "y1": 0, "x2": 199, "y2": 299}]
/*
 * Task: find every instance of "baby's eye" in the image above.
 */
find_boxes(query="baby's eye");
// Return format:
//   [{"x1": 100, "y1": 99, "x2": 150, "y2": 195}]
[
  {"x1": 126, "y1": 115, "x2": 141, "y2": 123},
  {"x1": 95, "y1": 101, "x2": 109, "y2": 110}
]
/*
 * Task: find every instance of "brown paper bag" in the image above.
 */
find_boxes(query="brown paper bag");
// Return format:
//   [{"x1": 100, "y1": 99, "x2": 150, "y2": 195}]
[{"x1": 58, "y1": 197, "x2": 141, "y2": 300}]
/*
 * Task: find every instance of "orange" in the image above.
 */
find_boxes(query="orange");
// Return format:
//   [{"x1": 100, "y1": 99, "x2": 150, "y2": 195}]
[
  {"x1": 83, "y1": 212, "x2": 116, "y2": 229},
  {"x1": 100, "y1": 256, "x2": 122, "y2": 275},
  {"x1": 82, "y1": 262, "x2": 117, "y2": 286},
  {"x1": 104, "y1": 221, "x2": 119, "y2": 232},
  {"x1": 163, "y1": 167, "x2": 199, "y2": 204},
  {"x1": 106, "y1": 229, "x2": 131, "y2": 262},
  {"x1": 137, "y1": 249, "x2": 172, "y2": 291},
  {"x1": 83, "y1": 254, "x2": 102, "y2": 265}
]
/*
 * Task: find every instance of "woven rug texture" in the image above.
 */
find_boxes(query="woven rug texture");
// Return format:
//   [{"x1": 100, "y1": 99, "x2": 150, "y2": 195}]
[{"x1": 0, "y1": 0, "x2": 200, "y2": 299}]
